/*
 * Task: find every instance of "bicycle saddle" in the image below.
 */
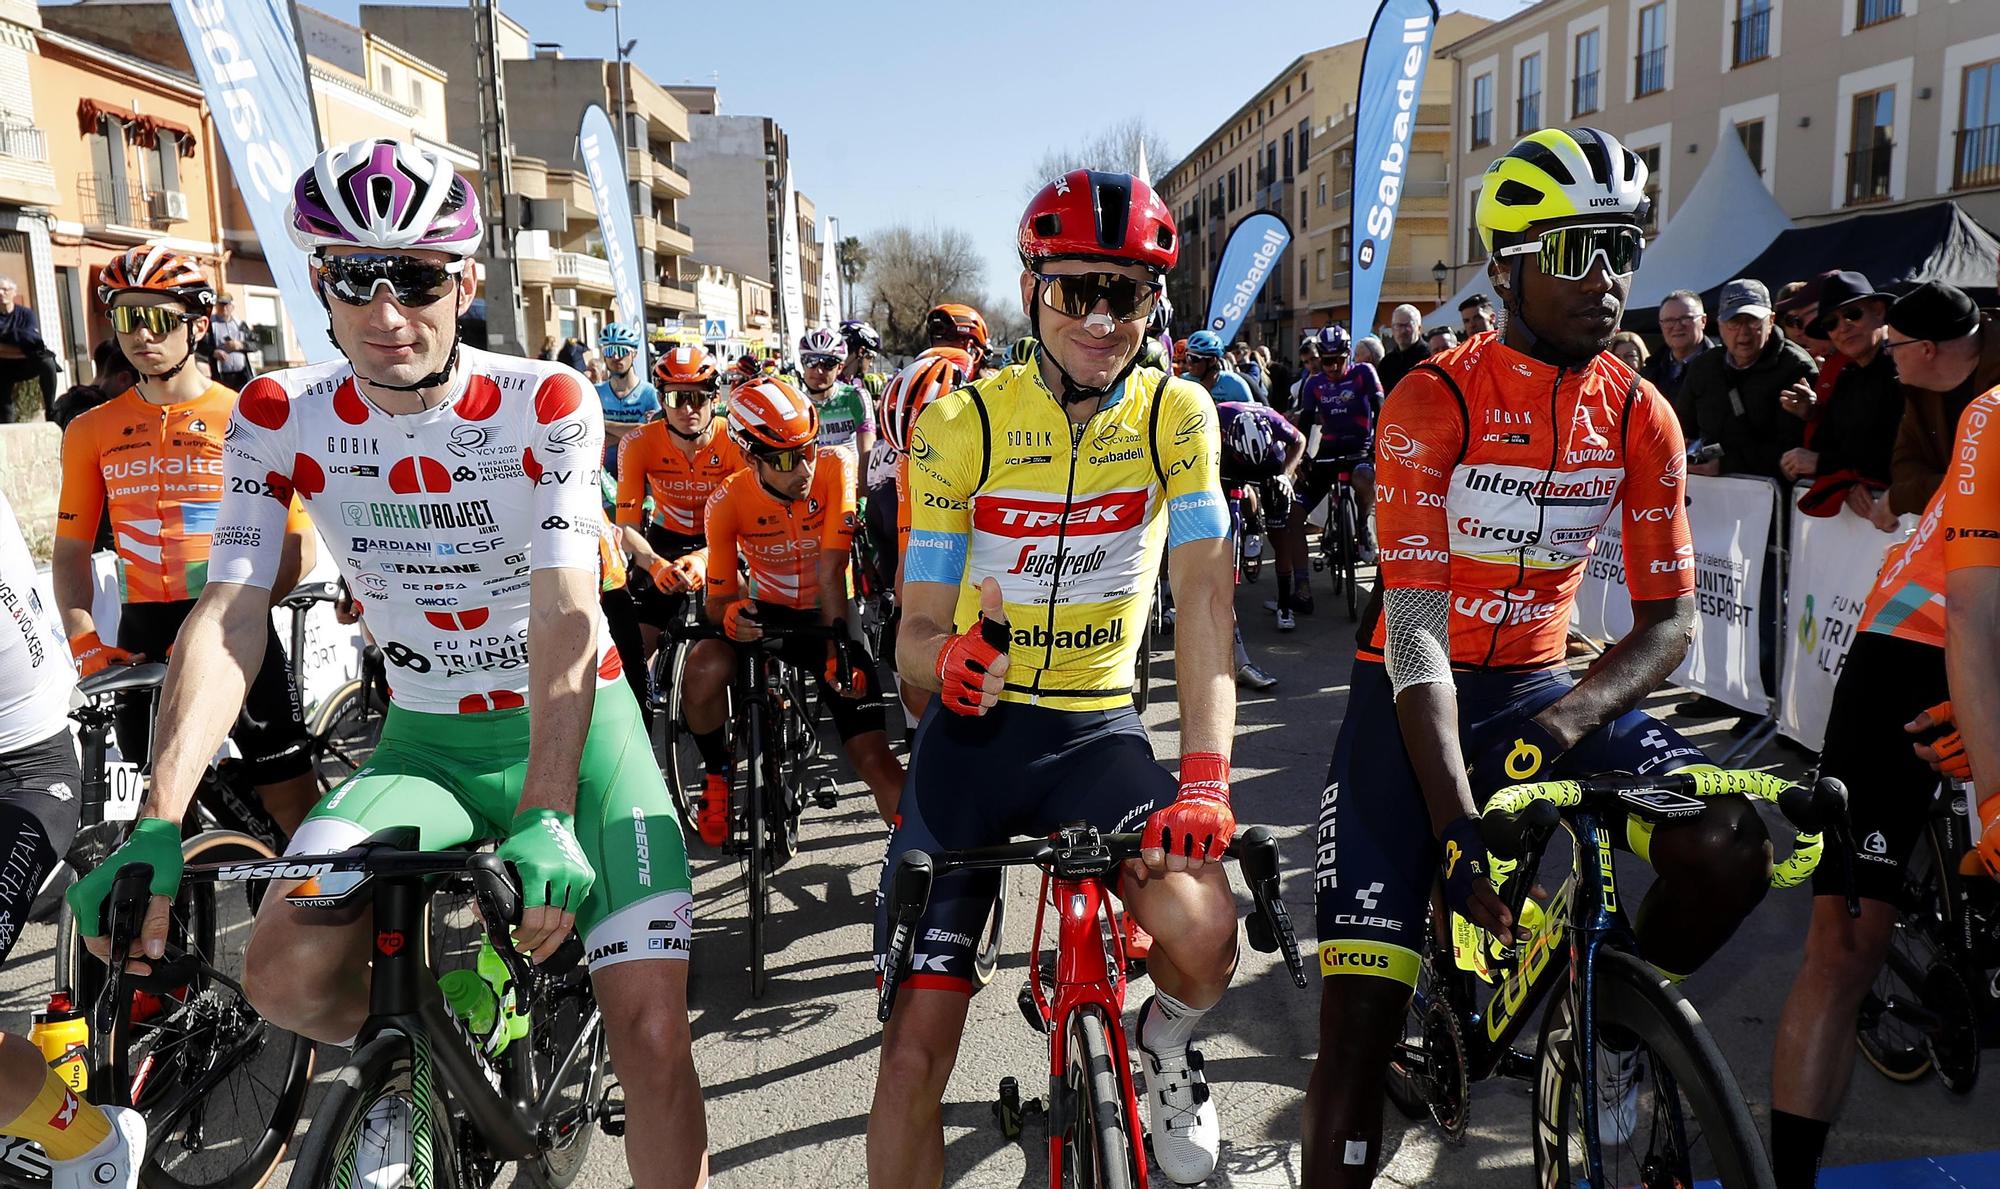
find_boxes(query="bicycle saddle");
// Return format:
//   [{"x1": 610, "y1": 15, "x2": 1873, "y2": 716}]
[
  {"x1": 279, "y1": 579, "x2": 345, "y2": 610},
  {"x1": 77, "y1": 662, "x2": 169, "y2": 699}
]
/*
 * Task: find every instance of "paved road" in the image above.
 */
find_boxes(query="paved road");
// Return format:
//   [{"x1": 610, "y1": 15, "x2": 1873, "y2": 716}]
[{"x1": 4, "y1": 574, "x2": 1995, "y2": 1186}]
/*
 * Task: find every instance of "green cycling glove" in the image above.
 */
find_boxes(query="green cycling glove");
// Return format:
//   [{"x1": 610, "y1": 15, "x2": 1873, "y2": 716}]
[
  {"x1": 65, "y1": 817, "x2": 183, "y2": 939},
  {"x1": 497, "y1": 809, "x2": 595, "y2": 913}
]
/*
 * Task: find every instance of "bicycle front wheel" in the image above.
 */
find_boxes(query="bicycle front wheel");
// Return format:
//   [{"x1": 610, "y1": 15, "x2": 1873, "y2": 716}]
[
  {"x1": 289, "y1": 1031, "x2": 460, "y2": 1189},
  {"x1": 1058, "y1": 1005, "x2": 1137, "y2": 1189},
  {"x1": 1338, "y1": 492, "x2": 1361, "y2": 621},
  {"x1": 745, "y1": 700, "x2": 770, "y2": 1000},
  {"x1": 655, "y1": 639, "x2": 704, "y2": 838},
  {"x1": 1533, "y1": 948, "x2": 1774, "y2": 1189}
]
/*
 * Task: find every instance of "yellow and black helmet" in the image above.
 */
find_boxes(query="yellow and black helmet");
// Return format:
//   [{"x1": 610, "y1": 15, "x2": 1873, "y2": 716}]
[{"x1": 1476, "y1": 127, "x2": 1651, "y2": 252}]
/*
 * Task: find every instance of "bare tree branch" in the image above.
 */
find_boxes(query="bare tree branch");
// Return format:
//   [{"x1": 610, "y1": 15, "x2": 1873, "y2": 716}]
[
  {"x1": 1026, "y1": 117, "x2": 1175, "y2": 194},
  {"x1": 858, "y1": 224, "x2": 987, "y2": 356}
]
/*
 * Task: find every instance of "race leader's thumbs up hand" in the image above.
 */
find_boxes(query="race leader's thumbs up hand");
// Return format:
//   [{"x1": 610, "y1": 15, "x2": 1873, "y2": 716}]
[{"x1": 935, "y1": 577, "x2": 1010, "y2": 716}]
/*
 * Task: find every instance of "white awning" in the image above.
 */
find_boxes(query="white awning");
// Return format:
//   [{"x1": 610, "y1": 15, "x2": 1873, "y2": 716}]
[{"x1": 1626, "y1": 135, "x2": 1793, "y2": 311}]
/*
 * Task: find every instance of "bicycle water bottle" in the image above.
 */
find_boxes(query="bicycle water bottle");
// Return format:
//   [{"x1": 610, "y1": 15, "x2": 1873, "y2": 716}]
[
  {"x1": 30, "y1": 992, "x2": 90, "y2": 1092},
  {"x1": 439, "y1": 940, "x2": 528, "y2": 1058}
]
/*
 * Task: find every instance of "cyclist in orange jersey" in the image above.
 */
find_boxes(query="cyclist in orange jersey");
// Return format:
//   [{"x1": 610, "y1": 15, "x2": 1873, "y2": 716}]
[
  {"x1": 679, "y1": 378, "x2": 904, "y2": 842},
  {"x1": 613, "y1": 345, "x2": 745, "y2": 660},
  {"x1": 52, "y1": 245, "x2": 319, "y2": 832}
]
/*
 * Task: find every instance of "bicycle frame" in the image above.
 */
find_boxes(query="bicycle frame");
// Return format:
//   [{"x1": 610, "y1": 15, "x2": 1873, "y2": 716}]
[{"x1": 1024, "y1": 862, "x2": 1148, "y2": 1187}]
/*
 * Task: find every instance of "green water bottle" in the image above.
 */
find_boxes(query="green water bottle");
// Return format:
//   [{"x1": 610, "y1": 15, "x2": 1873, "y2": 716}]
[{"x1": 440, "y1": 939, "x2": 530, "y2": 1057}]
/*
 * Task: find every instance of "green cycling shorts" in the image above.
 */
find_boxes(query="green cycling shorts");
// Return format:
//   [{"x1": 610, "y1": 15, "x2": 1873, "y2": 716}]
[{"x1": 287, "y1": 680, "x2": 693, "y2": 969}]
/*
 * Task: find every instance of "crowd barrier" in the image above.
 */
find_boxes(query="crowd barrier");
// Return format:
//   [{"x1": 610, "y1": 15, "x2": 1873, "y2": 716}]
[{"x1": 1574, "y1": 473, "x2": 1914, "y2": 759}]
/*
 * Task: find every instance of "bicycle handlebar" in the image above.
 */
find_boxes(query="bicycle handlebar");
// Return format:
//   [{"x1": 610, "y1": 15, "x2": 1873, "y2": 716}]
[
  {"x1": 877, "y1": 823, "x2": 1307, "y2": 1023},
  {"x1": 1479, "y1": 768, "x2": 1856, "y2": 913}
]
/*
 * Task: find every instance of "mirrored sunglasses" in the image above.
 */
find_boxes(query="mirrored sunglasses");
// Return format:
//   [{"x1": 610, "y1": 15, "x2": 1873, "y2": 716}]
[
  {"x1": 312, "y1": 253, "x2": 464, "y2": 308},
  {"x1": 1033, "y1": 271, "x2": 1164, "y2": 323},
  {"x1": 750, "y1": 442, "x2": 816, "y2": 472},
  {"x1": 109, "y1": 305, "x2": 196, "y2": 335},
  {"x1": 1494, "y1": 223, "x2": 1646, "y2": 281}
]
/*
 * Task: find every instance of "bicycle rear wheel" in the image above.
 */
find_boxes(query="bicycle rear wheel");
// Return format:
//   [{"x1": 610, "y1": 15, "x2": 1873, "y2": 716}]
[
  {"x1": 512, "y1": 981, "x2": 606, "y2": 1188},
  {"x1": 1858, "y1": 825, "x2": 1951, "y2": 1084},
  {"x1": 1533, "y1": 949, "x2": 1774, "y2": 1189},
  {"x1": 1057, "y1": 1005, "x2": 1136, "y2": 1189},
  {"x1": 312, "y1": 663, "x2": 388, "y2": 791},
  {"x1": 654, "y1": 640, "x2": 705, "y2": 839},
  {"x1": 289, "y1": 1031, "x2": 460, "y2": 1189},
  {"x1": 59, "y1": 831, "x2": 315, "y2": 1189},
  {"x1": 972, "y1": 870, "x2": 1008, "y2": 987},
  {"x1": 1337, "y1": 492, "x2": 1361, "y2": 621}
]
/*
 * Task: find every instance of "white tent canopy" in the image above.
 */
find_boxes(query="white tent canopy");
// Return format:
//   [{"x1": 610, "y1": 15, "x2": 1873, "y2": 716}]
[
  {"x1": 1625, "y1": 134, "x2": 1793, "y2": 310},
  {"x1": 1431, "y1": 135, "x2": 1792, "y2": 324}
]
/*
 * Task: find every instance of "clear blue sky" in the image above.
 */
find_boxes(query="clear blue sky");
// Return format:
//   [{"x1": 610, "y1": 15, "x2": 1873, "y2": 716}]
[{"x1": 315, "y1": 0, "x2": 1523, "y2": 312}]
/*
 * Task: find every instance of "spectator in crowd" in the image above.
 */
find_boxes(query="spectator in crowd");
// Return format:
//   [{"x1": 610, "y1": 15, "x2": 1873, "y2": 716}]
[
  {"x1": 1685, "y1": 278, "x2": 1815, "y2": 481},
  {"x1": 1287, "y1": 341, "x2": 1318, "y2": 413},
  {"x1": 202, "y1": 294, "x2": 253, "y2": 391},
  {"x1": 1458, "y1": 292, "x2": 1495, "y2": 337},
  {"x1": 1353, "y1": 334, "x2": 1385, "y2": 368},
  {"x1": 1610, "y1": 330, "x2": 1648, "y2": 371},
  {"x1": 535, "y1": 343, "x2": 554, "y2": 361},
  {"x1": 557, "y1": 336, "x2": 587, "y2": 371},
  {"x1": 1375, "y1": 303, "x2": 1429, "y2": 392},
  {"x1": 582, "y1": 351, "x2": 607, "y2": 384},
  {"x1": 0, "y1": 275, "x2": 59, "y2": 420},
  {"x1": 1882, "y1": 282, "x2": 2000, "y2": 518},
  {"x1": 1783, "y1": 272, "x2": 1902, "y2": 516},
  {"x1": 1425, "y1": 327, "x2": 1457, "y2": 354},
  {"x1": 1642, "y1": 288, "x2": 1716, "y2": 432},
  {"x1": 51, "y1": 339, "x2": 132, "y2": 432}
]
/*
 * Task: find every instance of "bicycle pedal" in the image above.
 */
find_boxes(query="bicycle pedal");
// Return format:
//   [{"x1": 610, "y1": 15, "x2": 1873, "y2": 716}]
[
  {"x1": 597, "y1": 1090, "x2": 627, "y2": 1137},
  {"x1": 811, "y1": 778, "x2": 838, "y2": 810},
  {"x1": 1016, "y1": 983, "x2": 1049, "y2": 1034}
]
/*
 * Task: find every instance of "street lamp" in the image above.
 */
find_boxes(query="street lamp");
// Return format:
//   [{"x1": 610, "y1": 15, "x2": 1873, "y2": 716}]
[
  {"x1": 1432, "y1": 259, "x2": 1448, "y2": 306},
  {"x1": 585, "y1": 0, "x2": 647, "y2": 332}
]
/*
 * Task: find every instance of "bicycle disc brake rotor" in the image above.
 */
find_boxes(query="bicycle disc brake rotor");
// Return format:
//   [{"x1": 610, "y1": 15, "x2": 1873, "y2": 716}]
[
  {"x1": 1920, "y1": 961, "x2": 1982, "y2": 1092},
  {"x1": 1421, "y1": 998, "x2": 1471, "y2": 1138}
]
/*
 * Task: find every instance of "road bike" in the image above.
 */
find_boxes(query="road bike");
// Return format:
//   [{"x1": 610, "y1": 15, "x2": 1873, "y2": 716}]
[
  {"x1": 1386, "y1": 769, "x2": 1852, "y2": 1189},
  {"x1": 1308, "y1": 453, "x2": 1367, "y2": 622},
  {"x1": 877, "y1": 823, "x2": 1308, "y2": 1188},
  {"x1": 276, "y1": 579, "x2": 389, "y2": 793},
  {"x1": 216, "y1": 829, "x2": 613, "y2": 1189},
  {"x1": 22, "y1": 664, "x2": 315, "y2": 1189},
  {"x1": 1857, "y1": 778, "x2": 2000, "y2": 1091}
]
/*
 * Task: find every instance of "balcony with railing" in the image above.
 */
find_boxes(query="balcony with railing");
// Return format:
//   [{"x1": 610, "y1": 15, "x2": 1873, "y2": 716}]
[
  {"x1": 0, "y1": 120, "x2": 45, "y2": 164},
  {"x1": 1953, "y1": 124, "x2": 2000, "y2": 191},
  {"x1": 1571, "y1": 72, "x2": 1600, "y2": 117},
  {"x1": 1844, "y1": 142, "x2": 1894, "y2": 206},
  {"x1": 1470, "y1": 107, "x2": 1493, "y2": 148},
  {"x1": 76, "y1": 175, "x2": 183, "y2": 241},
  {"x1": 552, "y1": 250, "x2": 615, "y2": 290},
  {"x1": 1855, "y1": 0, "x2": 1901, "y2": 29},
  {"x1": 1732, "y1": 8, "x2": 1770, "y2": 67},
  {"x1": 1517, "y1": 92, "x2": 1541, "y2": 134},
  {"x1": 1634, "y1": 48, "x2": 1667, "y2": 97}
]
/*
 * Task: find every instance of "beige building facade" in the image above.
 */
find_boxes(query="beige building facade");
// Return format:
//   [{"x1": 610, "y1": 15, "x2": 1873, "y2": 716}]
[
  {"x1": 1441, "y1": 0, "x2": 2000, "y2": 291},
  {"x1": 1160, "y1": 11, "x2": 1489, "y2": 349}
]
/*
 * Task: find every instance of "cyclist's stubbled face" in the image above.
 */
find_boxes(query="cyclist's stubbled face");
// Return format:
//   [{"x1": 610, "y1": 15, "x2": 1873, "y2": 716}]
[
  {"x1": 113, "y1": 292, "x2": 205, "y2": 379},
  {"x1": 322, "y1": 245, "x2": 473, "y2": 389},
  {"x1": 755, "y1": 451, "x2": 814, "y2": 501},
  {"x1": 1022, "y1": 258, "x2": 1153, "y2": 392},
  {"x1": 661, "y1": 385, "x2": 716, "y2": 437},
  {"x1": 1495, "y1": 216, "x2": 1628, "y2": 361}
]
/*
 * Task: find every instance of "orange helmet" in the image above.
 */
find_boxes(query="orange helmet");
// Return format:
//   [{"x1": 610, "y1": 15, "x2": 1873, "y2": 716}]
[
  {"x1": 654, "y1": 344, "x2": 719, "y2": 386},
  {"x1": 97, "y1": 244, "x2": 215, "y2": 310},
  {"x1": 881, "y1": 354, "x2": 967, "y2": 453},
  {"x1": 926, "y1": 303, "x2": 988, "y2": 351},
  {"x1": 916, "y1": 345, "x2": 976, "y2": 373},
  {"x1": 728, "y1": 377, "x2": 819, "y2": 452}
]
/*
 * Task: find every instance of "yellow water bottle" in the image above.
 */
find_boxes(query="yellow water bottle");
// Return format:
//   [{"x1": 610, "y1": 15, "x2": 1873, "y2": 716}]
[{"x1": 29, "y1": 992, "x2": 89, "y2": 1093}]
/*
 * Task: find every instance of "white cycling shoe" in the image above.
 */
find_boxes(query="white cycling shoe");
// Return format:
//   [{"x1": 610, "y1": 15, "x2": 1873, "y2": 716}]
[
  {"x1": 1595, "y1": 1043, "x2": 1645, "y2": 1146},
  {"x1": 356, "y1": 1097, "x2": 412, "y2": 1188},
  {"x1": 52, "y1": 1105, "x2": 144, "y2": 1189},
  {"x1": 1136, "y1": 998, "x2": 1220, "y2": 1185}
]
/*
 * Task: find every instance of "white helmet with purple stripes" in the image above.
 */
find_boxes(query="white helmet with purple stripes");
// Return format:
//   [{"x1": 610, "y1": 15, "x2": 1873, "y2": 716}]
[{"x1": 287, "y1": 138, "x2": 483, "y2": 257}]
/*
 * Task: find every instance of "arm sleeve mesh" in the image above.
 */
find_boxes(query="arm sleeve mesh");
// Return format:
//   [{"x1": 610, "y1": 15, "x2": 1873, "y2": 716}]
[{"x1": 1383, "y1": 587, "x2": 1453, "y2": 699}]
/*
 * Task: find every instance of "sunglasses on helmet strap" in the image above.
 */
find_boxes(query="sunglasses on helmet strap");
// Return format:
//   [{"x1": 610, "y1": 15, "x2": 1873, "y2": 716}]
[
  {"x1": 1493, "y1": 223, "x2": 1645, "y2": 282},
  {"x1": 312, "y1": 253, "x2": 465, "y2": 308},
  {"x1": 1033, "y1": 272, "x2": 1164, "y2": 323}
]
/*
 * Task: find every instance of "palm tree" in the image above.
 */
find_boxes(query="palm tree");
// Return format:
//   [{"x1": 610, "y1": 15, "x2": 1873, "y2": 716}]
[{"x1": 837, "y1": 236, "x2": 869, "y2": 314}]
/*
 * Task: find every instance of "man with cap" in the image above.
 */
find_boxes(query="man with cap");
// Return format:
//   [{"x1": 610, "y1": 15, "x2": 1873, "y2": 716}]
[
  {"x1": 1882, "y1": 281, "x2": 2000, "y2": 517},
  {"x1": 1781, "y1": 271, "x2": 1902, "y2": 524},
  {"x1": 1683, "y1": 277, "x2": 1815, "y2": 481},
  {"x1": 1457, "y1": 292, "x2": 1494, "y2": 337}
]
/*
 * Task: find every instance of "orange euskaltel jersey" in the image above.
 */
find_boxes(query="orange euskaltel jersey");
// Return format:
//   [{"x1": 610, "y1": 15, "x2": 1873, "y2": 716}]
[
  {"x1": 703, "y1": 445, "x2": 856, "y2": 611},
  {"x1": 1367, "y1": 333, "x2": 1694, "y2": 669},
  {"x1": 1858, "y1": 387, "x2": 2000, "y2": 646},
  {"x1": 614, "y1": 420, "x2": 747, "y2": 538},
  {"x1": 57, "y1": 384, "x2": 308, "y2": 603}
]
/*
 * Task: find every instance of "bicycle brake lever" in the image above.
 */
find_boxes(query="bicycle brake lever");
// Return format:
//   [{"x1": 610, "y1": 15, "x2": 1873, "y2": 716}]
[{"x1": 1247, "y1": 879, "x2": 1308, "y2": 988}]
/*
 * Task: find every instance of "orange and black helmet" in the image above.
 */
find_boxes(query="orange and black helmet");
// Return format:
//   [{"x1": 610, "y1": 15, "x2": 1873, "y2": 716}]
[
  {"x1": 881, "y1": 353, "x2": 968, "y2": 454},
  {"x1": 654, "y1": 344, "x2": 719, "y2": 387},
  {"x1": 727, "y1": 377, "x2": 819, "y2": 452},
  {"x1": 925, "y1": 303, "x2": 988, "y2": 352},
  {"x1": 97, "y1": 244, "x2": 216, "y2": 310}
]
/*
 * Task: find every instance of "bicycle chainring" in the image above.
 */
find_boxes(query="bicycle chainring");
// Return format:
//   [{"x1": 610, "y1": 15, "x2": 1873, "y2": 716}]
[
  {"x1": 1921, "y1": 960, "x2": 1982, "y2": 1093},
  {"x1": 1421, "y1": 998, "x2": 1472, "y2": 1139}
]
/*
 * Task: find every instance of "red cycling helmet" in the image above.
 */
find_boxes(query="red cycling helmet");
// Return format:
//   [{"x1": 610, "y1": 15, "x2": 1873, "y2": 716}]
[{"x1": 1017, "y1": 170, "x2": 1179, "y2": 275}]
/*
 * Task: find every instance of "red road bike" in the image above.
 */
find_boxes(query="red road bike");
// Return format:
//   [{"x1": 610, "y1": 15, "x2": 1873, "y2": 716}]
[{"x1": 877, "y1": 823, "x2": 1307, "y2": 1188}]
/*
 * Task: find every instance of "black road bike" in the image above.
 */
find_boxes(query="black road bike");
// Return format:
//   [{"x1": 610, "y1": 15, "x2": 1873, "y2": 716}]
[
  {"x1": 1857, "y1": 778, "x2": 2000, "y2": 1091},
  {"x1": 1386, "y1": 769, "x2": 1852, "y2": 1189}
]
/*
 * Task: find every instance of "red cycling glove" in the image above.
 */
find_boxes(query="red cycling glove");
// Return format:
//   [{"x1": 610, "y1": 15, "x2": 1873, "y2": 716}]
[
  {"x1": 1144, "y1": 752, "x2": 1236, "y2": 863},
  {"x1": 935, "y1": 616, "x2": 1011, "y2": 716},
  {"x1": 1911, "y1": 700, "x2": 1973, "y2": 781},
  {"x1": 69, "y1": 630, "x2": 137, "y2": 679},
  {"x1": 823, "y1": 620, "x2": 870, "y2": 698},
  {"x1": 648, "y1": 556, "x2": 705, "y2": 594}
]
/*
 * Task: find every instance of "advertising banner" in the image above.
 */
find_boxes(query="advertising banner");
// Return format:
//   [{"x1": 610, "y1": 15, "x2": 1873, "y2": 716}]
[
  {"x1": 578, "y1": 105, "x2": 646, "y2": 338},
  {"x1": 778, "y1": 164, "x2": 806, "y2": 351},
  {"x1": 818, "y1": 214, "x2": 842, "y2": 329},
  {"x1": 1349, "y1": 0, "x2": 1441, "y2": 336},
  {"x1": 1203, "y1": 212, "x2": 1291, "y2": 346},
  {"x1": 1573, "y1": 474, "x2": 1775, "y2": 712},
  {"x1": 169, "y1": 0, "x2": 334, "y2": 362},
  {"x1": 1779, "y1": 495, "x2": 1908, "y2": 751}
]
